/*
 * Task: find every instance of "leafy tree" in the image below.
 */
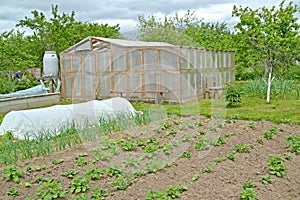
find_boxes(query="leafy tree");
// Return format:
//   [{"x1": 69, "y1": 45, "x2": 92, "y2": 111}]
[
  {"x1": 137, "y1": 11, "x2": 199, "y2": 46},
  {"x1": 0, "y1": 30, "x2": 38, "y2": 71},
  {"x1": 137, "y1": 11, "x2": 234, "y2": 50},
  {"x1": 17, "y1": 4, "x2": 122, "y2": 67},
  {"x1": 232, "y1": 0, "x2": 300, "y2": 102}
]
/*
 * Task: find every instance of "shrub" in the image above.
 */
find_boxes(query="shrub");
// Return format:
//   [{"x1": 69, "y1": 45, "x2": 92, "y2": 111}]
[{"x1": 225, "y1": 84, "x2": 243, "y2": 108}]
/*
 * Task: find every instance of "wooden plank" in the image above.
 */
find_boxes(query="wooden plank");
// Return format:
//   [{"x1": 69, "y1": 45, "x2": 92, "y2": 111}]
[{"x1": 111, "y1": 90, "x2": 168, "y2": 94}]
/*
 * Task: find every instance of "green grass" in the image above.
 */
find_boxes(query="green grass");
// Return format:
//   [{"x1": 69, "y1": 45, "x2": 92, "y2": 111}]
[{"x1": 132, "y1": 97, "x2": 300, "y2": 125}]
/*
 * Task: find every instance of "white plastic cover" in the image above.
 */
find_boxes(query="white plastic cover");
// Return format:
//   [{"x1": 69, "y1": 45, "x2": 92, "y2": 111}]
[{"x1": 0, "y1": 97, "x2": 136, "y2": 140}]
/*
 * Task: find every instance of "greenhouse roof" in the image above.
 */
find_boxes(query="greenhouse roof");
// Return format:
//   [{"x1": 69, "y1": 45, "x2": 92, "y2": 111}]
[{"x1": 61, "y1": 36, "x2": 175, "y2": 54}]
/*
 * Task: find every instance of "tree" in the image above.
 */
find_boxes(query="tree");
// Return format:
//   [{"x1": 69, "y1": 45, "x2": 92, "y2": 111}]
[
  {"x1": 137, "y1": 11, "x2": 233, "y2": 50},
  {"x1": 17, "y1": 4, "x2": 122, "y2": 67},
  {"x1": 0, "y1": 30, "x2": 38, "y2": 71},
  {"x1": 232, "y1": 0, "x2": 300, "y2": 102},
  {"x1": 137, "y1": 11, "x2": 199, "y2": 46}
]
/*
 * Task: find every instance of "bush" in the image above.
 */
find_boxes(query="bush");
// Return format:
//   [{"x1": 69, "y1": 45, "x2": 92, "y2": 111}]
[
  {"x1": 225, "y1": 84, "x2": 243, "y2": 108},
  {"x1": 0, "y1": 72, "x2": 39, "y2": 94}
]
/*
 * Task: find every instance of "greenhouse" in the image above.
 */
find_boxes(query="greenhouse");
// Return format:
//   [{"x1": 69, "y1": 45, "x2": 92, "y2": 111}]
[{"x1": 60, "y1": 37, "x2": 235, "y2": 103}]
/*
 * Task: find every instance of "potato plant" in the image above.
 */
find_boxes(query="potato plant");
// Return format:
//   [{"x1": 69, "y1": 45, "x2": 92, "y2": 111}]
[
  {"x1": 240, "y1": 180, "x2": 258, "y2": 200},
  {"x1": 70, "y1": 175, "x2": 90, "y2": 194},
  {"x1": 145, "y1": 185, "x2": 188, "y2": 200},
  {"x1": 285, "y1": 134, "x2": 300, "y2": 154},
  {"x1": 261, "y1": 175, "x2": 274, "y2": 184},
  {"x1": 2, "y1": 166, "x2": 24, "y2": 183},
  {"x1": 36, "y1": 181, "x2": 67, "y2": 199},
  {"x1": 62, "y1": 169, "x2": 78, "y2": 179},
  {"x1": 267, "y1": 156, "x2": 287, "y2": 177},
  {"x1": 233, "y1": 144, "x2": 253, "y2": 153},
  {"x1": 7, "y1": 188, "x2": 19, "y2": 196}
]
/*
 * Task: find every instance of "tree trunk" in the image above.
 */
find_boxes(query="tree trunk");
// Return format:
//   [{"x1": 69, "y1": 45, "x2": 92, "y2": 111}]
[{"x1": 266, "y1": 65, "x2": 274, "y2": 103}]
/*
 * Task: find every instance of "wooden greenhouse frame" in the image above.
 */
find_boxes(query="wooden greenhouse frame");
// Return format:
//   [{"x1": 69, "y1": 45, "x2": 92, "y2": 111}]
[{"x1": 60, "y1": 36, "x2": 235, "y2": 103}]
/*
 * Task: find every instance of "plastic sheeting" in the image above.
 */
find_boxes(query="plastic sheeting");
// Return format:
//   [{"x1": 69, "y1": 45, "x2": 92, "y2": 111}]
[
  {"x1": 0, "y1": 97, "x2": 136, "y2": 140},
  {"x1": 0, "y1": 85, "x2": 49, "y2": 98}
]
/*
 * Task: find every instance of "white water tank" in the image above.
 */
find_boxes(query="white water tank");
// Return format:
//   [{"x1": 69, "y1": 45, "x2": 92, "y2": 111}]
[{"x1": 43, "y1": 51, "x2": 59, "y2": 77}]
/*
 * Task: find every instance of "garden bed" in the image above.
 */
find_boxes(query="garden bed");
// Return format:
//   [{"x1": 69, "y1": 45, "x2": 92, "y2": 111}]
[{"x1": 0, "y1": 116, "x2": 299, "y2": 199}]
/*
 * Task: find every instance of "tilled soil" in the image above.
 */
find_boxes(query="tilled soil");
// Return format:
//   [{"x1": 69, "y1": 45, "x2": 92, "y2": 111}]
[{"x1": 0, "y1": 116, "x2": 299, "y2": 200}]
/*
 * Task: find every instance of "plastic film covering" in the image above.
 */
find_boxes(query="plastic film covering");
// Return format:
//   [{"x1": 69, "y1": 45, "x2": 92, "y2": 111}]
[
  {"x1": 0, "y1": 97, "x2": 136, "y2": 140},
  {"x1": 60, "y1": 37, "x2": 235, "y2": 103}
]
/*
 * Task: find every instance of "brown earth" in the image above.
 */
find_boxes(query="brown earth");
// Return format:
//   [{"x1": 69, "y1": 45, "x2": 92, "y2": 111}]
[{"x1": 0, "y1": 116, "x2": 299, "y2": 200}]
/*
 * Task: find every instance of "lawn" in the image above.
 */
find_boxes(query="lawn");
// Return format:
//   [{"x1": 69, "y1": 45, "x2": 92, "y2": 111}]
[{"x1": 133, "y1": 97, "x2": 300, "y2": 125}]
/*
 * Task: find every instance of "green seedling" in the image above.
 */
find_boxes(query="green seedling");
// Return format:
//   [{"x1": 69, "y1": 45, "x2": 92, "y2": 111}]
[
  {"x1": 257, "y1": 138, "x2": 263, "y2": 144},
  {"x1": 233, "y1": 144, "x2": 253, "y2": 153},
  {"x1": 76, "y1": 157, "x2": 88, "y2": 167},
  {"x1": 172, "y1": 119, "x2": 182, "y2": 125},
  {"x1": 145, "y1": 185, "x2": 188, "y2": 200},
  {"x1": 284, "y1": 153, "x2": 292, "y2": 160},
  {"x1": 108, "y1": 175, "x2": 133, "y2": 190},
  {"x1": 212, "y1": 136, "x2": 226, "y2": 146},
  {"x1": 195, "y1": 137, "x2": 211, "y2": 151},
  {"x1": 7, "y1": 188, "x2": 19, "y2": 196},
  {"x1": 224, "y1": 131, "x2": 237, "y2": 138},
  {"x1": 263, "y1": 126, "x2": 279, "y2": 139},
  {"x1": 155, "y1": 121, "x2": 173, "y2": 132},
  {"x1": 35, "y1": 165, "x2": 46, "y2": 171},
  {"x1": 36, "y1": 181, "x2": 67, "y2": 199},
  {"x1": 261, "y1": 175, "x2": 274, "y2": 184},
  {"x1": 211, "y1": 157, "x2": 227, "y2": 164},
  {"x1": 52, "y1": 159, "x2": 64, "y2": 165},
  {"x1": 91, "y1": 149, "x2": 111, "y2": 161},
  {"x1": 211, "y1": 153, "x2": 235, "y2": 164},
  {"x1": 240, "y1": 180, "x2": 258, "y2": 200},
  {"x1": 143, "y1": 143, "x2": 161, "y2": 153},
  {"x1": 3, "y1": 166, "x2": 24, "y2": 183},
  {"x1": 285, "y1": 134, "x2": 300, "y2": 154},
  {"x1": 89, "y1": 186, "x2": 110, "y2": 199},
  {"x1": 70, "y1": 175, "x2": 90, "y2": 194},
  {"x1": 243, "y1": 180, "x2": 256, "y2": 189},
  {"x1": 180, "y1": 151, "x2": 192, "y2": 158},
  {"x1": 247, "y1": 122, "x2": 256, "y2": 130},
  {"x1": 195, "y1": 121, "x2": 204, "y2": 126},
  {"x1": 201, "y1": 165, "x2": 213, "y2": 173},
  {"x1": 62, "y1": 169, "x2": 78, "y2": 179},
  {"x1": 19, "y1": 181, "x2": 31, "y2": 187},
  {"x1": 26, "y1": 167, "x2": 33, "y2": 173},
  {"x1": 181, "y1": 133, "x2": 193, "y2": 142},
  {"x1": 106, "y1": 164, "x2": 125, "y2": 177},
  {"x1": 240, "y1": 188, "x2": 258, "y2": 200},
  {"x1": 167, "y1": 185, "x2": 188, "y2": 199},
  {"x1": 120, "y1": 139, "x2": 138, "y2": 151},
  {"x1": 196, "y1": 129, "x2": 207, "y2": 136},
  {"x1": 78, "y1": 153, "x2": 88, "y2": 157},
  {"x1": 192, "y1": 173, "x2": 200, "y2": 181},
  {"x1": 165, "y1": 129, "x2": 178, "y2": 136},
  {"x1": 34, "y1": 177, "x2": 52, "y2": 184},
  {"x1": 193, "y1": 166, "x2": 213, "y2": 181},
  {"x1": 267, "y1": 156, "x2": 287, "y2": 177},
  {"x1": 84, "y1": 166, "x2": 105, "y2": 180}
]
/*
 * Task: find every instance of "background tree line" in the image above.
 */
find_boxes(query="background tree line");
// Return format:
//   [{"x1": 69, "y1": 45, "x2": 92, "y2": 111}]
[{"x1": 0, "y1": 1, "x2": 299, "y2": 83}]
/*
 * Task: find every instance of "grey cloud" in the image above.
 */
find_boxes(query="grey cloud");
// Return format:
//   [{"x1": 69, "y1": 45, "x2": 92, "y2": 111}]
[{"x1": 0, "y1": 0, "x2": 293, "y2": 34}]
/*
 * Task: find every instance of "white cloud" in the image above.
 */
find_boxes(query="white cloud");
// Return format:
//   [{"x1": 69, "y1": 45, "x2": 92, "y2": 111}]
[{"x1": 0, "y1": 0, "x2": 299, "y2": 35}]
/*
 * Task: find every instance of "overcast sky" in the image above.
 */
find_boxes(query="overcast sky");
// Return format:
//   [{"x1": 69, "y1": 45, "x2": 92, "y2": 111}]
[{"x1": 0, "y1": 0, "x2": 299, "y2": 37}]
